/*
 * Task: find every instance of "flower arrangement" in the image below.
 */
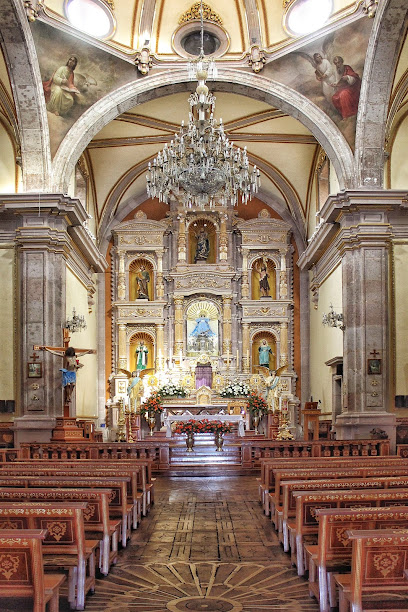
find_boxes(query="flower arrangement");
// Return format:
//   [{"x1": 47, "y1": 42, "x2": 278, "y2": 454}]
[
  {"x1": 219, "y1": 380, "x2": 250, "y2": 398},
  {"x1": 140, "y1": 391, "x2": 164, "y2": 417},
  {"x1": 157, "y1": 382, "x2": 187, "y2": 398},
  {"x1": 245, "y1": 392, "x2": 268, "y2": 415},
  {"x1": 174, "y1": 419, "x2": 232, "y2": 435}
]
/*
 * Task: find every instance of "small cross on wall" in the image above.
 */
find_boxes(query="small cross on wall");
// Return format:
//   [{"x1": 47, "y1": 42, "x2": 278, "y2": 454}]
[
  {"x1": 369, "y1": 349, "x2": 380, "y2": 358},
  {"x1": 29, "y1": 352, "x2": 40, "y2": 362}
]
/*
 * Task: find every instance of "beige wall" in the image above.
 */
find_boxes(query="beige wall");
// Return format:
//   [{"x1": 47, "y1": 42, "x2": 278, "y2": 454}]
[
  {"x1": 0, "y1": 127, "x2": 16, "y2": 193},
  {"x1": 391, "y1": 115, "x2": 408, "y2": 188},
  {"x1": 394, "y1": 243, "x2": 408, "y2": 396},
  {"x1": 66, "y1": 267, "x2": 98, "y2": 418},
  {"x1": 0, "y1": 248, "x2": 15, "y2": 407},
  {"x1": 309, "y1": 264, "x2": 343, "y2": 416}
]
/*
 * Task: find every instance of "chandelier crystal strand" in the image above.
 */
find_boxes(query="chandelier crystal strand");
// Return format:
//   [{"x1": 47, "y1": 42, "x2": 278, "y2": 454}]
[{"x1": 146, "y1": 2, "x2": 260, "y2": 210}]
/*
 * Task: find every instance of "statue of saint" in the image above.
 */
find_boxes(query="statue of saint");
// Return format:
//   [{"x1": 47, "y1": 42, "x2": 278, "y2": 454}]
[
  {"x1": 136, "y1": 265, "x2": 150, "y2": 300},
  {"x1": 258, "y1": 339, "x2": 273, "y2": 367},
  {"x1": 136, "y1": 342, "x2": 149, "y2": 370},
  {"x1": 191, "y1": 311, "x2": 215, "y2": 338},
  {"x1": 256, "y1": 364, "x2": 287, "y2": 413},
  {"x1": 194, "y1": 228, "x2": 210, "y2": 263},
  {"x1": 256, "y1": 261, "x2": 270, "y2": 297}
]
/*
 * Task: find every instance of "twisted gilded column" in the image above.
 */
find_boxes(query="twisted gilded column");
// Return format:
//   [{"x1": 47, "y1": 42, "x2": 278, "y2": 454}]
[
  {"x1": 174, "y1": 296, "x2": 184, "y2": 357},
  {"x1": 219, "y1": 214, "x2": 228, "y2": 261},
  {"x1": 242, "y1": 322, "x2": 250, "y2": 373},
  {"x1": 156, "y1": 323, "x2": 165, "y2": 370},
  {"x1": 118, "y1": 323, "x2": 127, "y2": 370},
  {"x1": 241, "y1": 248, "x2": 249, "y2": 299},
  {"x1": 117, "y1": 253, "x2": 126, "y2": 300},
  {"x1": 177, "y1": 216, "x2": 186, "y2": 262},
  {"x1": 222, "y1": 296, "x2": 232, "y2": 354},
  {"x1": 280, "y1": 322, "x2": 288, "y2": 366}
]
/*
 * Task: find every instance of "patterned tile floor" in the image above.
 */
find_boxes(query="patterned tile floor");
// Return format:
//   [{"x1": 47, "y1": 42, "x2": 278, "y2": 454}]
[{"x1": 3, "y1": 476, "x2": 320, "y2": 611}]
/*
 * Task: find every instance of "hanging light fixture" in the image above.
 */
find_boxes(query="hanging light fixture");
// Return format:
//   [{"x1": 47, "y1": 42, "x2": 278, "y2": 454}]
[
  {"x1": 146, "y1": 1, "x2": 260, "y2": 210},
  {"x1": 64, "y1": 308, "x2": 87, "y2": 333}
]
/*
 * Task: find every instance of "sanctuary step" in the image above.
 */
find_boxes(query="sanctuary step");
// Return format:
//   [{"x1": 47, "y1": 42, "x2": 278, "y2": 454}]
[{"x1": 169, "y1": 433, "x2": 242, "y2": 466}]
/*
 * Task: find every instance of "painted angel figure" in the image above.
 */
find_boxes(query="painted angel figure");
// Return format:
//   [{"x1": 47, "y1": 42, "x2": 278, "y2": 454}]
[{"x1": 256, "y1": 364, "x2": 287, "y2": 413}]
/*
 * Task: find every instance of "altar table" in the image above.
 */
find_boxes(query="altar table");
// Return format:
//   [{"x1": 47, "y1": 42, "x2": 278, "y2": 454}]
[{"x1": 165, "y1": 413, "x2": 245, "y2": 437}]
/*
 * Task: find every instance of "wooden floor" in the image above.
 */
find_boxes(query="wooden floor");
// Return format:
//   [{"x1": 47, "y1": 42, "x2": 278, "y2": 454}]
[{"x1": 3, "y1": 475, "x2": 320, "y2": 612}]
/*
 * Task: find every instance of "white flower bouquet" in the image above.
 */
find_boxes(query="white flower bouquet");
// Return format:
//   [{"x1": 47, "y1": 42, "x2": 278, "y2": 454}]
[
  {"x1": 219, "y1": 381, "x2": 250, "y2": 398},
  {"x1": 157, "y1": 383, "x2": 187, "y2": 398}
]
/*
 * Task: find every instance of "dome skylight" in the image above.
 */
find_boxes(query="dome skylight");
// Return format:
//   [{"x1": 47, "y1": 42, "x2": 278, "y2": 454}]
[
  {"x1": 284, "y1": 0, "x2": 333, "y2": 36},
  {"x1": 64, "y1": 0, "x2": 115, "y2": 39}
]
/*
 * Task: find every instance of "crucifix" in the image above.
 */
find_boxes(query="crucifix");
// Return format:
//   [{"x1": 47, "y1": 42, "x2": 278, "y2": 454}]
[
  {"x1": 369, "y1": 349, "x2": 380, "y2": 358},
  {"x1": 34, "y1": 328, "x2": 96, "y2": 417}
]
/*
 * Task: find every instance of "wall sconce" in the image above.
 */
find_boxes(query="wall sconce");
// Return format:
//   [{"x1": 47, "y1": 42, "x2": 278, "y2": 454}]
[
  {"x1": 322, "y1": 304, "x2": 345, "y2": 331},
  {"x1": 64, "y1": 308, "x2": 87, "y2": 333}
]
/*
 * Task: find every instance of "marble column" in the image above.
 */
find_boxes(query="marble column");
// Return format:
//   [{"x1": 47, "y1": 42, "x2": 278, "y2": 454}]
[
  {"x1": 156, "y1": 250, "x2": 165, "y2": 300},
  {"x1": 177, "y1": 216, "x2": 186, "y2": 262},
  {"x1": 219, "y1": 214, "x2": 228, "y2": 261},
  {"x1": 174, "y1": 296, "x2": 184, "y2": 357},
  {"x1": 280, "y1": 322, "x2": 288, "y2": 367},
  {"x1": 222, "y1": 296, "x2": 233, "y2": 354},
  {"x1": 117, "y1": 252, "x2": 126, "y2": 300},
  {"x1": 279, "y1": 249, "x2": 288, "y2": 299}
]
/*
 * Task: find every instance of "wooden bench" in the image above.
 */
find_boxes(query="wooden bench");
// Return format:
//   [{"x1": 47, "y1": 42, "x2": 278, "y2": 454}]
[
  {"x1": 258, "y1": 457, "x2": 408, "y2": 513},
  {"x1": 0, "y1": 462, "x2": 144, "y2": 528},
  {"x1": 0, "y1": 502, "x2": 99, "y2": 610},
  {"x1": 290, "y1": 487, "x2": 408, "y2": 576},
  {"x1": 276, "y1": 475, "x2": 408, "y2": 573},
  {"x1": 0, "y1": 487, "x2": 119, "y2": 576},
  {"x1": 0, "y1": 475, "x2": 132, "y2": 549},
  {"x1": 306, "y1": 506, "x2": 408, "y2": 612},
  {"x1": 334, "y1": 529, "x2": 408, "y2": 612},
  {"x1": 0, "y1": 529, "x2": 66, "y2": 612}
]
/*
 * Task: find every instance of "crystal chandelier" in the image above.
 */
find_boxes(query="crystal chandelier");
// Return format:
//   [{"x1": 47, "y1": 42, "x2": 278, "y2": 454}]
[
  {"x1": 322, "y1": 304, "x2": 345, "y2": 331},
  {"x1": 64, "y1": 308, "x2": 87, "y2": 333},
  {"x1": 146, "y1": 3, "x2": 260, "y2": 210}
]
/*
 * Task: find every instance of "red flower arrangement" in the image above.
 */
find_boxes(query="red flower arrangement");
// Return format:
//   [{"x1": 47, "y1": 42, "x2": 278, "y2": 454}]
[
  {"x1": 246, "y1": 392, "x2": 268, "y2": 415},
  {"x1": 174, "y1": 419, "x2": 233, "y2": 435},
  {"x1": 140, "y1": 391, "x2": 164, "y2": 417}
]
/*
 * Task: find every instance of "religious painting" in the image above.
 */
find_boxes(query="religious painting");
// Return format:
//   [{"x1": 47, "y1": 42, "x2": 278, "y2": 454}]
[
  {"x1": 186, "y1": 300, "x2": 219, "y2": 357},
  {"x1": 251, "y1": 257, "x2": 276, "y2": 300},
  {"x1": 188, "y1": 220, "x2": 216, "y2": 264},
  {"x1": 263, "y1": 17, "x2": 373, "y2": 149},
  {"x1": 31, "y1": 21, "x2": 138, "y2": 157},
  {"x1": 27, "y1": 362, "x2": 42, "y2": 378},
  {"x1": 367, "y1": 359, "x2": 381, "y2": 375}
]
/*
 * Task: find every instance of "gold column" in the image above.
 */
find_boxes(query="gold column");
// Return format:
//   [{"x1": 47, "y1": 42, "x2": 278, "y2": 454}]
[
  {"x1": 156, "y1": 323, "x2": 164, "y2": 370},
  {"x1": 242, "y1": 322, "x2": 250, "y2": 373},
  {"x1": 177, "y1": 215, "x2": 186, "y2": 262},
  {"x1": 279, "y1": 249, "x2": 288, "y2": 299},
  {"x1": 118, "y1": 323, "x2": 127, "y2": 370},
  {"x1": 280, "y1": 321, "x2": 288, "y2": 366},
  {"x1": 219, "y1": 214, "x2": 228, "y2": 261},
  {"x1": 156, "y1": 250, "x2": 165, "y2": 299},
  {"x1": 222, "y1": 295, "x2": 232, "y2": 354},
  {"x1": 241, "y1": 248, "x2": 249, "y2": 299},
  {"x1": 118, "y1": 253, "x2": 126, "y2": 300},
  {"x1": 174, "y1": 296, "x2": 184, "y2": 358}
]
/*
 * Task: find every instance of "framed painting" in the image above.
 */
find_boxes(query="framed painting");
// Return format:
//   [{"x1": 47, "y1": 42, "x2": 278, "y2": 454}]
[
  {"x1": 27, "y1": 362, "x2": 42, "y2": 378},
  {"x1": 367, "y1": 359, "x2": 381, "y2": 375}
]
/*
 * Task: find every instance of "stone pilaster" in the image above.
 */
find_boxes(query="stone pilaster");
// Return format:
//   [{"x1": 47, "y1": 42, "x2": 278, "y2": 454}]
[
  {"x1": 222, "y1": 296, "x2": 232, "y2": 354},
  {"x1": 174, "y1": 296, "x2": 184, "y2": 356}
]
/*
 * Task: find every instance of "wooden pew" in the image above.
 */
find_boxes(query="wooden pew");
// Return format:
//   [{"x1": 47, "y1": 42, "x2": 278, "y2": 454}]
[
  {"x1": 276, "y1": 475, "x2": 408, "y2": 573},
  {"x1": 306, "y1": 506, "x2": 408, "y2": 612},
  {"x1": 0, "y1": 475, "x2": 132, "y2": 548},
  {"x1": 270, "y1": 466, "x2": 408, "y2": 525},
  {"x1": 0, "y1": 463, "x2": 144, "y2": 528},
  {"x1": 258, "y1": 457, "x2": 408, "y2": 513},
  {"x1": 0, "y1": 529, "x2": 65, "y2": 612},
  {"x1": 0, "y1": 487, "x2": 119, "y2": 576},
  {"x1": 0, "y1": 502, "x2": 99, "y2": 610},
  {"x1": 290, "y1": 487, "x2": 408, "y2": 576},
  {"x1": 334, "y1": 529, "x2": 408, "y2": 612}
]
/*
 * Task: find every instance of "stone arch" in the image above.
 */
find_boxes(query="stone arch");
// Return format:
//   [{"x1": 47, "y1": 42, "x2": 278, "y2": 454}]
[
  {"x1": 52, "y1": 69, "x2": 356, "y2": 195},
  {"x1": 355, "y1": 0, "x2": 408, "y2": 187},
  {"x1": 0, "y1": 0, "x2": 51, "y2": 191}
]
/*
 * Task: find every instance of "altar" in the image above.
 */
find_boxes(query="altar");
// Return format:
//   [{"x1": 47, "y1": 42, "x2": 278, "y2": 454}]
[{"x1": 164, "y1": 413, "x2": 245, "y2": 437}]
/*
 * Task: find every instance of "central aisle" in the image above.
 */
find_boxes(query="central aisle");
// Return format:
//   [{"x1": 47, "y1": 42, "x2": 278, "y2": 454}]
[{"x1": 85, "y1": 475, "x2": 319, "y2": 611}]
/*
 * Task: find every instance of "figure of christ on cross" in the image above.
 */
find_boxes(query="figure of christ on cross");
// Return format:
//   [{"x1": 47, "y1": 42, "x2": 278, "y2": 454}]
[{"x1": 34, "y1": 330, "x2": 96, "y2": 415}]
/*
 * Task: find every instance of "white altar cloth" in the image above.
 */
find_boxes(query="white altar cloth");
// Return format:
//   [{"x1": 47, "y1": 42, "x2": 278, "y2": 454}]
[{"x1": 165, "y1": 413, "x2": 245, "y2": 437}]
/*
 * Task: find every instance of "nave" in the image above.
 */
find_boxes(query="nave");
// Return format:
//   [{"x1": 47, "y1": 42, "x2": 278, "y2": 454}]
[{"x1": 2, "y1": 475, "x2": 318, "y2": 612}]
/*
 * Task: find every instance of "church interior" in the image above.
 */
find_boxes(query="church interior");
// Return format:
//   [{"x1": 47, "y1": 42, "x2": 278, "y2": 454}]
[{"x1": 1, "y1": 0, "x2": 408, "y2": 610}]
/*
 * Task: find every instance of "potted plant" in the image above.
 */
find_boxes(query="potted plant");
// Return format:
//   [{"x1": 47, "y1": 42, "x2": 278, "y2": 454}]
[
  {"x1": 140, "y1": 391, "x2": 164, "y2": 436},
  {"x1": 245, "y1": 392, "x2": 268, "y2": 434}
]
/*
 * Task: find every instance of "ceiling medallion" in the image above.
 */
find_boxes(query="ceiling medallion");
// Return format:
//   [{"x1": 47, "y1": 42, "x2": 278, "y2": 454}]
[{"x1": 179, "y1": 2, "x2": 223, "y2": 26}]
